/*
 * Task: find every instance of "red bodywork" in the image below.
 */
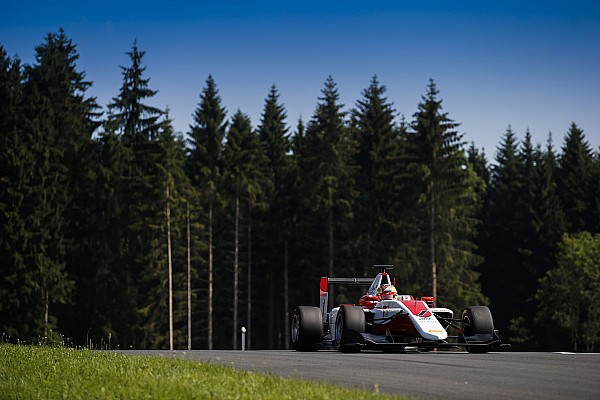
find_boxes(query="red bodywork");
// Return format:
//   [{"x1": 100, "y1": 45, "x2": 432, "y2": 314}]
[
  {"x1": 357, "y1": 295, "x2": 379, "y2": 309},
  {"x1": 370, "y1": 299, "x2": 431, "y2": 336}
]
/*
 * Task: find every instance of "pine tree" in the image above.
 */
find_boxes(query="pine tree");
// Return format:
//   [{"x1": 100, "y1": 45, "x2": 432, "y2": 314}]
[
  {"x1": 349, "y1": 76, "x2": 401, "y2": 274},
  {"x1": 105, "y1": 41, "x2": 163, "y2": 348},
  {"x1": 256, "y1": 85, "x2": 291, "y2": 349},
  {"x1": 0, "y1": 47, "x2": 30, "y2": 339},
  {"x1": 402, "y1": 79, "x2": 484, "y2": 310},
  {"x1": 108, "y1": 41, "x2": 162, "y2": 145},
  {"x1": 187, "y1": 75, "x2": 227, "y2": 350},
  {"x1": 527, "y1": 134, "x2": 568, "y2": 348},
  {"x1": 10, "y1": 29, "x2": 100, "y2": 341},
  {"x1": 143, "y1": 112, "x2": 195, "y2": 350},
  {"x1": 287, "y1": 115, "x2": 322, "y2": 333},
  {"x1": 537, "y1": 135, "x2": 567, "y2": 261},
  {"x1": 504, "y1": 130, "x2": 543, "y2": 344},
  {"x1": 521, "y1": 134, "x2": 567, "y2": 279},
  {"x1": 223, "y1": 110, "x2": 267, "y2": 349},
  {"x1": 516, "y1": 130, "x2": 538, "y2": 266},
  {"x1": 480, "y1": 126, "x2": 522, "y2": 333},
  {"x1": 557, "y1": 123, "x2": 594, "y2": 233},
  {"x1": 467, "y1": 142, "x2": 489, "y2": 250},
  {"x1": 301, "y1": 76, "x2": 355, "y2": 304},
  {"x1": 591, "y1": 151, "x2": 600, "y2": 233},
  {"x1": 83, "y1": 123, "x2": 132, "y2": 347},
  {"x1": 484, "y1": 130, "x2": 567, "y2": 347},
  {"x1": 467, "y1": 143, "x2": 490, "y2": 297},
  {"x1": 291, "y1": 117, "x2": 306, "y2": 159},
  {"x1": 467, "y1": 143, "x2": 490, "y2": 189}
]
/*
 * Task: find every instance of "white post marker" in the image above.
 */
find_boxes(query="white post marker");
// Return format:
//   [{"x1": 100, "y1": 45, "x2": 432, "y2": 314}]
[{"x1": 241, "y1": 326, "x2": 246, "y2": 351}]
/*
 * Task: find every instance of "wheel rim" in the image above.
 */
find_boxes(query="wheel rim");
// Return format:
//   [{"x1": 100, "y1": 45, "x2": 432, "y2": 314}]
[
  {"x1": 335, "y1": 314, "x2": 344, "y2": 346},
  {"x1": 463, "y1": 314, "x2": 472, "y2": 336}
]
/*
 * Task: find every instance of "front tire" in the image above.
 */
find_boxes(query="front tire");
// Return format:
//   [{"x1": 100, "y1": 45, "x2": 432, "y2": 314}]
[
  {"x1": 335, "y1": 305, "x2": 365, "y2": 353},
  {"x1": 291, "y1": 306, "x2": 323, "y2": 351},
  {"x1": 462, "y1": 306, "x2": 494, "y2": 353}
]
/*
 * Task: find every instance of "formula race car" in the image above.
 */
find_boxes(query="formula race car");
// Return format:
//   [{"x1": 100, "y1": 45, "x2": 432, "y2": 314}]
[{"x1": 291, "y1": 265, "x2": 507, "y2": 353}]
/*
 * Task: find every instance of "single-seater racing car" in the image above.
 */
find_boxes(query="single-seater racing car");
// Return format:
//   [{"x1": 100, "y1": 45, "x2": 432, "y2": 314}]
[{"x1": 291, "y1": 265, "x2": 507, "y2": 353}]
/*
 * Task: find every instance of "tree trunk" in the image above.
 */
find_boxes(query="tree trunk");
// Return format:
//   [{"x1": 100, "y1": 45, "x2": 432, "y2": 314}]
[
  {"x1": 284, "y1": 238, "x2": 289, "y2": 349},
  {"x1": 166, "y1": 185, "x2": 173, "y2": 352},
  {"x1": 430, "y1": 183, "x2": 437, "y2": 305},
  {"x1": 233, "y1": 193, "x2": 239, "y2": 349},
  {"x1": 187, "y1": 200, "x2": 192, "y2": 350},
  {"x1": 328, "y1": 207, "x2": 334, "y2": 307},
  {"x1": 268, "y1": 274, "x2": 274, "y2": 349},
  {"x1": 247, "y1": 221, "x2": 252, "y2": 350},
  {"x1": 44, "y1": 290, "x2": 49, "y2": 340},
  {"x1": 208, "y1": 198, "x2": 213, "y2": 350}
]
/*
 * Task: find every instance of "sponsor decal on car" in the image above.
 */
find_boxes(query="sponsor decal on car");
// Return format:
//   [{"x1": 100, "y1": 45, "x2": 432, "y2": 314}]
[{"x1": 418, "y1": 309, "x2": 432, "y2": 317}]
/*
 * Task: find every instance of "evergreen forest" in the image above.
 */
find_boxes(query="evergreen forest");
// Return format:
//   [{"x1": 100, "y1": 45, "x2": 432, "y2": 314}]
[{"x1": 1, "y1": 31, "x2": 599, "y2": 352}]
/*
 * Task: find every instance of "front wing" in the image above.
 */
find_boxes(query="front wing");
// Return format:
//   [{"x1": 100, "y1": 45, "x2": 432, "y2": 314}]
[
  {"x1": 324, "y1": 328, "x2": 507, "y2": 352},
  {"x1": 363, "y1": 330, "x2": 504, "y2": 350}
]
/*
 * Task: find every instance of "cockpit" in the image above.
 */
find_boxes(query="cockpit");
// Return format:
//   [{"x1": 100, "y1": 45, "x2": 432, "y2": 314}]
[{"x1": 366, "y1": 272, "x2": 392, "y2": 297}]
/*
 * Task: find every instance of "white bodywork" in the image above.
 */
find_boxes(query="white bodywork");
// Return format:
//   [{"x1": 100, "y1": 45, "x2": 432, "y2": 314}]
[
  {"x1": 329, "y1": 300, "x2": 453, "y2": 343},
  {"x1": 374, "y1": 300, "x2": 450, "y2": 340}
]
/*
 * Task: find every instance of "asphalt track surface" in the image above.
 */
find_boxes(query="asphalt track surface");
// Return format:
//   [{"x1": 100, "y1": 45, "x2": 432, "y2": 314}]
[{"x1": 124, "y1": 350, "x2": 600, "y2": 400}]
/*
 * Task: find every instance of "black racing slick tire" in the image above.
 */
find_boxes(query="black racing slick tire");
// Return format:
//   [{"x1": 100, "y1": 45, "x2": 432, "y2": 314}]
[
  {"x1": 335, "y1": 305, "x2": 365, "y2": 353},
  {"x1": 462, "y1": 306, "x2": 494, "y2": 353},
  {"x1": 291, "y1": 306, "x2": 323, "y2": 351}
]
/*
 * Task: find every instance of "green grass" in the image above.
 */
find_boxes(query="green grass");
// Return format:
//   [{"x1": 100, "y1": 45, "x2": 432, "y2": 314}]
[{"x1": 0, "y1": 343, "x2": 412, "y2": 399}]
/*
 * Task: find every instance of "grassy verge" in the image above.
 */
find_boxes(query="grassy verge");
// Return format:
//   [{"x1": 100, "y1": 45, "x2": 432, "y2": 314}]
[{"x1": 0, "y1": 343, "x2": 412, "y2": 399}]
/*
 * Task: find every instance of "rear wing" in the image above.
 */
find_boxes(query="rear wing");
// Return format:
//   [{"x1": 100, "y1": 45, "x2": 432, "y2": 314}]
[{"x1": 319, "y1": 277, "x2": 373, "y2": 323}]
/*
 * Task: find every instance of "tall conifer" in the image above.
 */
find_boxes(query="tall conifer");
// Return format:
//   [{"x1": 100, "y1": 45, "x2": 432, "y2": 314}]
[
  {"x1": 0, "y1": 47, "x2": 30, "y2": 339},
  {"x1": 467, "y1": 143, "x2": 489, "y2": 285},
  {"x1": 142, "y1": 112, "x2": 194, "y2": 349},
  {"x1": 223, "y1": 110, "x2": 267, "y2": 349},
  {"x1": 15, "y1": 29, "x2": 99, "y2": 340},
  {"x1": 350, "y1": 76, "x2": 401, "y2": 273},
  {"x1": 301, "y1": 76, "x2": 354, "y2": 303},
  {"x1": 557, "y1": 123, "x2": 594, "y2": 233},
  {"x1": 85, "y1": 124, "x2": 132, "y2": 346},
  {"x1": 187, "y1": 75, "x2": 227, "y2": 350},
  {"x1": 402, "y1": 80, "x2": 484, "y2": 310},
  {"x1": 257, "y1": 85, "x2": 291, "y2": 348},
  {"x1": 105, "y1": 41, "x2": 163, "y2": 348},
  {"x1": 108, "y1": 41, "x2": 162, "y2": 145},
  {"x1": 481, "y1": 127, "x2": 522, "y2": 333}
]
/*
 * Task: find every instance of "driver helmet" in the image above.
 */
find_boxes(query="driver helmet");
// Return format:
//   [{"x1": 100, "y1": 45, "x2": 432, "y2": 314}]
[{"x1": 379, "y1": 284, "x2": 397, "y2": 300}]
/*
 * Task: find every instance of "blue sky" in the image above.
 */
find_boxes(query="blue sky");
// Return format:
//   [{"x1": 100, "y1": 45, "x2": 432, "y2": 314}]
[{"x1": 2, "y1": 1, "x2": 599, "y2": 156}]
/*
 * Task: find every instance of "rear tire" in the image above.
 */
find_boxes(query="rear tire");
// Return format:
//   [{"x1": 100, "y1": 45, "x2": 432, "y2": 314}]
[
  {"x1": 335, "y1": 305, "x2": 365, "y2": 353},
  {"x1": 291, "y1": 306, "x2": 323, "y2": 351},
  {"x1": 462, "y1": 306, "x2": 494, "y2": 353}
]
